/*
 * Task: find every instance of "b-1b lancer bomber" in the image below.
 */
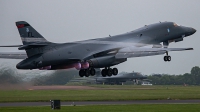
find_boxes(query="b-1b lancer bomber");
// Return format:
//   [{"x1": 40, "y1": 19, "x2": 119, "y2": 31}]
[{"x1": 0, "y1": 21, "x2": 196, "y2": 77}]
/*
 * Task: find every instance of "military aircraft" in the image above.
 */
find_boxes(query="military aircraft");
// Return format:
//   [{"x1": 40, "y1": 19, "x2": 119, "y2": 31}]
[
  {"x1": 95, "y1": 71, "x2": 147, "y2": 85},
  {"x1": 0, "y1": 21, "x2": 196, "y2": 77},
  {"x1": 69, "y1": 70, "x2": 147, "y2": 85}
]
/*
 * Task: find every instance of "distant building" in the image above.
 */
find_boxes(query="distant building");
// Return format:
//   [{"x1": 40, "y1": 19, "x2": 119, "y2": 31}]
[{"x1": 141, "y1": 81, "x2": 152, "y2": 85}]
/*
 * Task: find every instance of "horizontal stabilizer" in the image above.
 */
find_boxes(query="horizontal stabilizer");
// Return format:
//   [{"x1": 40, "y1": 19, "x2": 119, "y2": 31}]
[
  {"x1": 0, "y1": 52, "x2": 27, "y2": 59},
  {"x1": 0, "y1": 45, "x2": 22, "y2": 47}
]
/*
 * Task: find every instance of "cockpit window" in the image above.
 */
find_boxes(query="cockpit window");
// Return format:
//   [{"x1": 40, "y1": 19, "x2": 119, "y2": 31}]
[{"x1": 173, "y1": 23, "x2": 179, "y2": 27}]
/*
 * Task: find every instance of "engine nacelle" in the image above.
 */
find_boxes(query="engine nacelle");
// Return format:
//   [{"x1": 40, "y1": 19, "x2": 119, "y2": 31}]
[
  {"x1": 87, "y1": 56, "x2": 127, "y2": 68},
  {"x1": 73, "y1": 62, "x2": 90, "y2": 70}
]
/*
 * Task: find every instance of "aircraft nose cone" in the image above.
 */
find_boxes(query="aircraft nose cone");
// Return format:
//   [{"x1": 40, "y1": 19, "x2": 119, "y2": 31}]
[
  {"x1": 192, "y1": 28, "x2": 197, "y2": 34},
  {"x1": 187, "y1": 27, "x2": 196, "y2": 36}
]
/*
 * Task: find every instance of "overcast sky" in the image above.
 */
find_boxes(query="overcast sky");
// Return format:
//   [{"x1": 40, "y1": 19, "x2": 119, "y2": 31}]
[{"x1": 0, "y1": 0, "x2": 199, "y2": 75}]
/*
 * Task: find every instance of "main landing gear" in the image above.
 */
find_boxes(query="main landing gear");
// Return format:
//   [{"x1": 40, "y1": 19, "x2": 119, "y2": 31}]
[
  {"x1": 164, "y1": 51, "x2": 171, "y2": 62},
  {"x1": 101, "y1": 67, "x2": 118, "y2": 77},
  {"x1": 79, "y1": 67, "x2": 118, "y2": 77},
  {"x1": 79, "y1": 68, "x2": 96, "y2": 77}
]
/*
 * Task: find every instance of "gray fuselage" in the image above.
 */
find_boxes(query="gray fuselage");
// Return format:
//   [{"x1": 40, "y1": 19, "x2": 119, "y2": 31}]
[{"x1": 16, "y1": 22, "x2": 196, "y2": 70}]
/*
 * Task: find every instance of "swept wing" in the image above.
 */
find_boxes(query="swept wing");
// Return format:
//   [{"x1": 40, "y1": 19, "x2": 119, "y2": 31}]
[{"x1": 115, "y1": 47, "x2": 193, "y2": 58}]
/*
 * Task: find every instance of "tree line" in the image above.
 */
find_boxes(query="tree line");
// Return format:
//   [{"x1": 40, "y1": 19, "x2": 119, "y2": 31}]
[
  {"x1": 0, "y1": 66, "x2": 200, "y2": 85},
  {"x1": 148, "y1": 66, "x2": 200, "y2": 85}
]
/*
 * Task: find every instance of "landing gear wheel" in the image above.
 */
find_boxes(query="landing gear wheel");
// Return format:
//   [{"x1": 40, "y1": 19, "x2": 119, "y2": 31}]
[
  {"x1": 101, "y1": 69, "x2": 107, "y2": 77},
  {"x1": 112, "y1": 68, "x2": 118, "y2": 76},
  {"x1": 85, "y1": 69, "x2": 90, "y2": 77},
  {"x1": 79, "y1": 70, "x2": 85, "y2": 77},
  {"x1": 107, "y1": 68, "x2": 113, "y2": 77},
  {"x1": 164, "y1": 56, "x2": 171, "y2": 62},
  {"x1": 164, "y1": 56, "x2": 168, "y2": 62},
  {"x1": 167, "y1": 56, "x2": 171, "y2": 61},
  {"x1": 90, "y1": 68, "x2": 96, "y2": 76}
]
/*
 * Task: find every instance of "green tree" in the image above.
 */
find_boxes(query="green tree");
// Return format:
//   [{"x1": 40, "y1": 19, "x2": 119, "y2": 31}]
[{"x1": 191, "y1": 66, "x2": 200, "y2": 85}]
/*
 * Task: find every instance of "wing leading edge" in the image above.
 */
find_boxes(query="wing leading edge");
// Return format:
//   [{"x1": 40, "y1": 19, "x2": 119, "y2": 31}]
[{"x1": 115, "y1": 47, "x2": 193, "y2": 59}]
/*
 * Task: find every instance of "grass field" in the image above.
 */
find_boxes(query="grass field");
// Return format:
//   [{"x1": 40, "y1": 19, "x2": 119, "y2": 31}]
[
  {"x1": 0, "y1": 85, "x2": 200, "y2": 102},
  {"x1": 0, "y1": 104, "x2": 200, "y2": 112}
]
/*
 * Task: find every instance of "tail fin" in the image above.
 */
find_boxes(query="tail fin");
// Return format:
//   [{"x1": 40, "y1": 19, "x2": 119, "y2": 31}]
[{"x1": 16, "y1": 21, "x2": 48, "y2": 45}]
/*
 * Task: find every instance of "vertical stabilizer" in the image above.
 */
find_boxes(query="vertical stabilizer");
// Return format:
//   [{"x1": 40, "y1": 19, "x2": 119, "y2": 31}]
[{"x1": 16, "y1": 21, "x2": 48, "y2": 45}]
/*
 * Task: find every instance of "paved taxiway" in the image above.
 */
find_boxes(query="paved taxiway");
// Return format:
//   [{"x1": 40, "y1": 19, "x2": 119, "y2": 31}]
[{"x1": 0, "y1": 100, "x2": 200, "y2": 107}]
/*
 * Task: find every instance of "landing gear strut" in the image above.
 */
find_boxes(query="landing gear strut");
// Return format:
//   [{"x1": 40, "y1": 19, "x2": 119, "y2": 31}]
[
  {"x1": 164, "y1": 51, "x2": 171, "y2": 62},
  {"x1": 101, "y1": 67, "x2": 118, "y2": 77},
  {"x1": 79, "y1": 68, "x2": 96, "y2": 77}
]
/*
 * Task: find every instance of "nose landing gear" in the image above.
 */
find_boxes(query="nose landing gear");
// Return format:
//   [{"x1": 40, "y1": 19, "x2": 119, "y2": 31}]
[
  {"x1": 164, "y1": 55, "x2": 171, "y2": 61},
  {"x1": 164, "y1": 51, "x2": 171, "y2": 62}
]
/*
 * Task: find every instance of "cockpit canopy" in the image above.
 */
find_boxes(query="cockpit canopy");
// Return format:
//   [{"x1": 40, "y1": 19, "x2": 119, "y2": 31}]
[{"x1": 173, "y1": 23, "x2": 179, "y2": 27}]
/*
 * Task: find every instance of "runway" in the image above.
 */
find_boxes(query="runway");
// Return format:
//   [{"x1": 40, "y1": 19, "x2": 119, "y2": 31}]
[{"x1": 0, "y1": 100, "x2": 200, "y2": 107}]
